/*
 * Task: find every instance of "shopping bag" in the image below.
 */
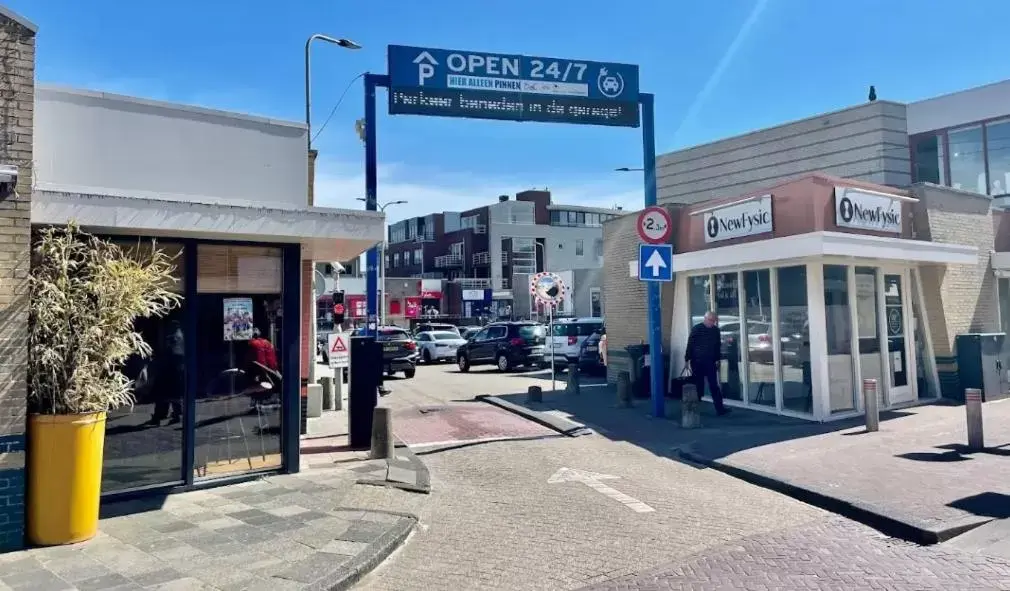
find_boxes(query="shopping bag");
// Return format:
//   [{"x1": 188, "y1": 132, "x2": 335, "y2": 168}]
[{"x1": 668, "y1": 367, "x2": 693, "y2": 400}]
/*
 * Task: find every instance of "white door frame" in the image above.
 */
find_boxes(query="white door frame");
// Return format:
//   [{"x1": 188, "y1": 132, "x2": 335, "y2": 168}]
[{"x1": 879, "y1": 265, "x2": 917, "y2": 405}]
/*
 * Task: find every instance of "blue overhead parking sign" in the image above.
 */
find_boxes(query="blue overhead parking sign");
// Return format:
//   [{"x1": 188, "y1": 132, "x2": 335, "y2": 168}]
[
  {"x1": 387, "y1": 45, "x2": 640, "y2": 127},
  {"x1": 638, "y1": 244, "x2": 673, "y2": 282}
]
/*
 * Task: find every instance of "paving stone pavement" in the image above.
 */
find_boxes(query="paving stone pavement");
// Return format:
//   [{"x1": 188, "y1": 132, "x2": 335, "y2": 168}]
[
  {"x1": 353, "y1": 365, "x2": 1010, "y2": 590},
  {"x1": 0, "y1": 469, "x2": 417, "y2": 590},
  {"x1": 579, "y1": 516, "x2": 1010, "y2": 590}
]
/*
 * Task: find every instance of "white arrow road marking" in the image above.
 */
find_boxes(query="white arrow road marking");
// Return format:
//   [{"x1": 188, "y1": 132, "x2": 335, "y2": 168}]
[
  {"x1": 548, "y1": 468, "x2": 654, "y2": 513},
  {"x1": 645, "y1": 249, "x2": 667, "y2": 277}
]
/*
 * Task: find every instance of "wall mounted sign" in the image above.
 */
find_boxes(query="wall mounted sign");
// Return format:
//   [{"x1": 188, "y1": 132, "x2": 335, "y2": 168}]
[
  {"x1": 462, "y1": 289, "x2": 484, "y2": 301},
  {"x1": 703, "y1": 195, "x2": 773, "y2": 243},
  {"x1": 835, "y1": 187, "x2": 903, "y2": 233}
]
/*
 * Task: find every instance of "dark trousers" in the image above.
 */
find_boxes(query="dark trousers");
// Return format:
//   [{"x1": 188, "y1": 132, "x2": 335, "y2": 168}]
[{"x1": 690, "y1": 361, "x2": 725, "y2": 413}]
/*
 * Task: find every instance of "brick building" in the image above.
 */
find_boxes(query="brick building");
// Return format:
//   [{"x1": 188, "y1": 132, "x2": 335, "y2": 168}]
[
  {"x1": 603, "y1": 79, "x2": 1010, "y2": 421},
  {"x1": 0, "y1": 6, "x2": 383, "y2": 552},
  {"x1": 385, "y1": 190, "x2": 620, "y2": 319},
  {"x1": 0, "y1": 6, "x2": 34, "y2": 552}
]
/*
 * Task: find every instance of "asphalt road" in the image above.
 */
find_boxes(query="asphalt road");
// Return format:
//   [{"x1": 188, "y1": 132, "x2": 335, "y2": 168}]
[{"x1": 352, "y1": 364, "x2": 1010, "y2": 591}]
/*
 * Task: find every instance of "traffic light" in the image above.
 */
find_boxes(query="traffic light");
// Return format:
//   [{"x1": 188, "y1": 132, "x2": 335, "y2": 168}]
[{"x1": 332, "y1": 290, "x2": 345, "y2": 325}]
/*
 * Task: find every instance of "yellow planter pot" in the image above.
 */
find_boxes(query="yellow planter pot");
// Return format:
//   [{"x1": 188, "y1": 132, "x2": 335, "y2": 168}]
[{"x1": 27, "y1": 412, "x2": 107, "y2": 546}]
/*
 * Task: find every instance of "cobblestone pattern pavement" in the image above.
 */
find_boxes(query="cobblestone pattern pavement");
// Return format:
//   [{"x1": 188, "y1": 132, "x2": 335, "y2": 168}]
[
  {"x1": 0, "y1": 471, "x2": 415, "y2": 590},
  {"x1": 579, "y1": 516, "x2": 1010, "y2": 590},
  {"x1": 355, "y1": 365, "x2": 1010, "y2": 591},
  {"x1": 684, "y1": 400, "x2": 1010, "y2": 532}
]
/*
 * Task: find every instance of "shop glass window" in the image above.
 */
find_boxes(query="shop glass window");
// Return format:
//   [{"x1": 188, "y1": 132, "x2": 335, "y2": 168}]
[
  {"x1": 776, "y1": 266, "x2": 812, "y2": 414},
  {"x1": 854, "y1": 267, "x2": 883, "y2": 406},
  {"x1": 986, "y1": 119, "x2": 1010, "y2": 196},
  {"x1": 948, "y1": 125, "x2": 986, "y2": 194},
  {"x1": 742, "y1": 269, "x2": 774, "y2": 407},
  {"x1": 911, "y1": 133, "x2": 945, "y2": 185},
  {"x1": 714, "y1": 273, "x2": 743, "y2": 401},
  {"x1": 823, "y1": 264, "x2": 856, "y2": 413},
  {"x1": 689, "y1": 275, "x2": 711, "y2": 325},
  {"x1": 195, "y1": 245, "x2": 284, "y2": 479},
  {"x1": 103, "y1": 241, "x2": 186, "y2": 494}
]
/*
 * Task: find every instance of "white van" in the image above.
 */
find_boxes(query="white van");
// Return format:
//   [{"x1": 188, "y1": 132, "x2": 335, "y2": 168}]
[{"x1": 547, "y1": 317, "x2": 605, "y2": 372}]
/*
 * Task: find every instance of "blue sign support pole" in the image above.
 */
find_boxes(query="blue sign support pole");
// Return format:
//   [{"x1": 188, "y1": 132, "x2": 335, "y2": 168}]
[
  {"x1": 640, "y1": 92, "x2": 664, "y2": 418},
  {"x1": 363, "y1": 73, "x2": 387, "y2": 337}
]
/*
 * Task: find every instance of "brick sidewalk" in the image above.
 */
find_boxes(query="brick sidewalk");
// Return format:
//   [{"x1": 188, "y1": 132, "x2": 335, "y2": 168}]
[
  {"x1": 0, "y1": 464, "x2": 416, "y2": 590},
  {"x1": 492, "y1": 384, "x2": 1010, "y2": 543}
]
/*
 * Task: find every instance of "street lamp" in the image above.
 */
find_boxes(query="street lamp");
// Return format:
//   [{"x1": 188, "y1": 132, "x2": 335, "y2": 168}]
[
  {"x1": 305, "y1": 34, "x2": 361, "y2": 151},
  {"x1": 615, "y1": 167, "x2": 644, "y2": 172},
  {"x1": 357, "y1": 198, "x2": 408, "y2": 325}
]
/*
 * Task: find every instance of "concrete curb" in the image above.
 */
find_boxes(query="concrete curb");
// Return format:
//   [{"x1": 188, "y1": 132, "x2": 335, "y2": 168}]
[
  {"x1": 306, "y1": 510, "x2": 418, "y2": 591},
  {"x1": 675, "y1": 448, "x2": 992, "y2": 545},
  {"x1": 477, "y1": 394, "x2": 593, "y2": 437},
  {"x1": 355, "y1": 438, "x2": 432, "y2": 494}
]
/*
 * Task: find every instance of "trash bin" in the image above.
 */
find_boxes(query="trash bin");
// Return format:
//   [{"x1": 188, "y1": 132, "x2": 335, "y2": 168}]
[{"x1": 625, "y1": 344, "x2": 649, "y2": 399}]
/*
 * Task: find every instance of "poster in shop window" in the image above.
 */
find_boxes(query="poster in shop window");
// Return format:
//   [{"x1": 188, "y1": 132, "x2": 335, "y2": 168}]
[
  {"x1": 223, "y1": 297, "x2": 254, "y2": 341},
  {"x1": 855, "y1": 273, "x2": 877, "y2": 338}
]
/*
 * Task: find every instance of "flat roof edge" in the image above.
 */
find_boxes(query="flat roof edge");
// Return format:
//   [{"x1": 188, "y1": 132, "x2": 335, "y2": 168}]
[
  {"x1": 36, "y1": 84, "x2": 307, "y2": 131},
  {"x1": 0, "y1": 5, "x2": 38, "y2": 33}
]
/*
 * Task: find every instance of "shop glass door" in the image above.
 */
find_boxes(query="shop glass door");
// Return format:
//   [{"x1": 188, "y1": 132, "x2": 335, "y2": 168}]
[{"x1": 883, "y1": 271, "x2": 915, "y2": 404}]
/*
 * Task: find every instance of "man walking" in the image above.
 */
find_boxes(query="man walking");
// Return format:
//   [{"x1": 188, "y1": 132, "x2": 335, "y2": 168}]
[{"x1": 685, "y1": 311, "x2": 729, "y2": 416}]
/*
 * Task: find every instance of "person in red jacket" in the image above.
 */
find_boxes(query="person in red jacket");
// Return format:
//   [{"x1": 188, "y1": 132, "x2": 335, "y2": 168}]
[{"x1": 247, "y1": 328, "x2": 278, "y2": 371}]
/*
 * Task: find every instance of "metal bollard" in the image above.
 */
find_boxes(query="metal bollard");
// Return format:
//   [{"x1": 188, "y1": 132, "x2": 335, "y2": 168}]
[
  {"x1": 565, "y1": 365, "x2": 581, "y2": 395},
  {"x1": 616, "y1": 371, "x2": 632, "y2": 408},
  {"x1": 681, "y1": 382, "x2": 701, "y2": 429},
  {"x1": 370, "y1": 407, "x2": 394, "y2": 460},
  {"x1": 526, "y1": 385, "x2": 543, "y2": 404},
  {"x1": 965, "y1": 388, "x2": 985, "y2": 452},
  {"x1": 320, "y1": 376, "x2": 333, "y2": 411},
  {"x1": 333, "y1": 370, "x2": 344, "y2": 411},
  {"x1": 862, "y1": 378, "x2": 879, "y2": 432}
]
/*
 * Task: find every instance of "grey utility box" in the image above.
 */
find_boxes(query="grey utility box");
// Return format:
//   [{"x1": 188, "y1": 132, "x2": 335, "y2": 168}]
[{"x1": 955, "y1": 333, "x2": 1010, "y2": 403}]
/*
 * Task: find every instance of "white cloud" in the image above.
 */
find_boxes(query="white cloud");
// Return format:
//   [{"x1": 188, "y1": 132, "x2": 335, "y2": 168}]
[{"x1": 312, "y1": 158, "x2": 645, "y2": 222}]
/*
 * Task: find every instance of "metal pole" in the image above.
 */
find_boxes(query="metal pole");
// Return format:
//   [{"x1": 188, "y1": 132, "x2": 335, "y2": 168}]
[
  {"x1": 641, "y1": 92, "x2": 664, "y2": 418},
  {"x1": 304, "y1": 36, "x2": 314, "y2": 151},
  {"x1": 965, "y1": 388, "x2": 984, "y2": 451},
  {"x1": 364, "y1": 73, "x2": 380, "y2": 337},
  {"x1": 862, "y1": 378, "x2": 879, "y2": 432},
  {"x1": 549, "y1": 304, "x2": 556, "y2": 393}
]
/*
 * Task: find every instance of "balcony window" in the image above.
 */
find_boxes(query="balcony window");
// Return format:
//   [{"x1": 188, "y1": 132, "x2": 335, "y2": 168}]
[
  {"x1": 911, "y1": 133, "x2": 945, "y2": 185},
  {"x1": 987, "y1": 119, "x2": 1010, "y2": 196},
  {"x1": 948, "y1": 125, "x2": 986, "y2": 194}
]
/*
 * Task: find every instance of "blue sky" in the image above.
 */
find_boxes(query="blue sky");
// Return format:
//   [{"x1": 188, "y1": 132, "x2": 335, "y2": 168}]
[{"x1": 10, "y1": 0, "x2": 1010, "y2": 222}]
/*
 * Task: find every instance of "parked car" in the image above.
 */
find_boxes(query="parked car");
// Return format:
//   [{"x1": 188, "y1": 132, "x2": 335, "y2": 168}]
[
  {"x1": 547, "y1": 317, "x2": 605, "y2": 373},
  {"x1": 719, "y1": 320, "x2": 774, "y2": 364},
  {"x1": 416, "y1": 330, "x2": 468, "y2": 364},
  {"x1": 456, "y1": 321, "x2": 547, "y2": 372},
  {"x1": 414, "y1": 322, "x2": 460, "y2": 336},
  {"x1": 578, "y1": 327, "x2": 607, "y2": 376},
  {"x1": 375, "y1": 326, "x2": 419, "y2": 378}
]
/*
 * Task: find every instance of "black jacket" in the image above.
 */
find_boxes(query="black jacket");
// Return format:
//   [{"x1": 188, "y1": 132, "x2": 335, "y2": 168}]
[{"x1": 685, "y1": 323, "x2": 721, "y2": 365}]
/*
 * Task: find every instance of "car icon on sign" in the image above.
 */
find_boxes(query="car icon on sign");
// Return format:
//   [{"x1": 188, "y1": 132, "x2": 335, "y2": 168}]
[{"x1": 602, "y1": 77, "x2": 620, "y2": 93}]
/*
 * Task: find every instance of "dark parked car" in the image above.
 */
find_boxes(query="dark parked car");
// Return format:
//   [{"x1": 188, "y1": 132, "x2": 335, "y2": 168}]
[
  {"x1": 375, "y1": 327, "x2": 419, "y2": 378},
  {"x1": 578, "y1": 328, "x2": 606, "y2": 376},
  {"x1": 456, "y1": 322, "x2": 547, "y2": 372}
]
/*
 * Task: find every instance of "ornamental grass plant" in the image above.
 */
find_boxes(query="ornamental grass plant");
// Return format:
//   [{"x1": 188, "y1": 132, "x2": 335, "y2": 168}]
[{"x1": 28, "y1": 223, "x2": 182, "y2": 415}]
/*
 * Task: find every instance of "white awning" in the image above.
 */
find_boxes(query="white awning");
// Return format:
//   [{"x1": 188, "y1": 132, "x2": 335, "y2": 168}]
[
  {"x1": 670, "y1": 231, "x2": 978, "y2": 273},
  {"x1": 32, "y1": 190, "x2": 384, "y2": 262}
]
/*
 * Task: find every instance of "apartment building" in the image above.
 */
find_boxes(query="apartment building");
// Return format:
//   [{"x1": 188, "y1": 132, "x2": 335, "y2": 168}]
[
  {"x1": 386, "y1": 190, "x2": 620, "y2": 318},
  {"x1": 602, "y1": 78, "x2": 1010, "y2": 420}
]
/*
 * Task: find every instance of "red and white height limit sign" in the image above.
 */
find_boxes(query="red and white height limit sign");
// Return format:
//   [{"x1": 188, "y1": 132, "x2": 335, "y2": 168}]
[{"x1": 636, "y1": 206, "x2": 672, "y2": 244}]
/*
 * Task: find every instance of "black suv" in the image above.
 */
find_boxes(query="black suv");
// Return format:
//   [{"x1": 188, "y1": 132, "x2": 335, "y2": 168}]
[
  {"x1": 456, "y1": 322, "x2": 547, "y2": 372},
  {"x1": 374, "y1": 327, "x2": 419, "y2": 378}
]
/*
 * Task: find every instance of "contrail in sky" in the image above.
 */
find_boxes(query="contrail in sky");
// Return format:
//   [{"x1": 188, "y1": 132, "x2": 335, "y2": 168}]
[{"x1": 669, "y1": 0, "x2": 771, "y2": 148}]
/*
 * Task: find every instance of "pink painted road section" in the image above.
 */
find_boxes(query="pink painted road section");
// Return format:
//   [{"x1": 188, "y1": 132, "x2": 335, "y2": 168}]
[{"x1": 393, "y1": 403, "x2": 555, "y2": 447}]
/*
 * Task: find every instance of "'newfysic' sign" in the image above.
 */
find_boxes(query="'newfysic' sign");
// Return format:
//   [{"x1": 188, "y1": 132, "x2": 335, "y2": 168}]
[
  {"x1": 703, "y1": 195, "x2": 774, "y2": 243},
  {"x1": 835, "y1": 187, "x2": 902, "y2": 233}
]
